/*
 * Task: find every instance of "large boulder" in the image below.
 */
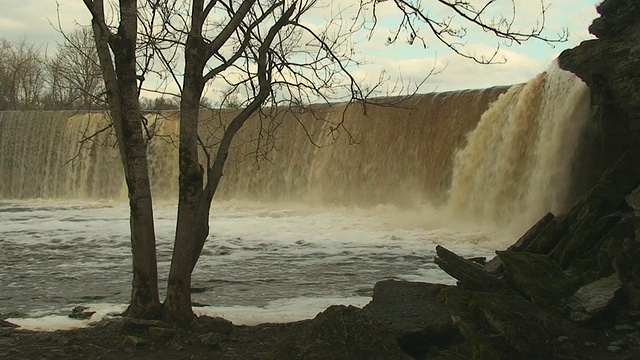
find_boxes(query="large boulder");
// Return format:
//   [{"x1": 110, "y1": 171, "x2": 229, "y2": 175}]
[
  {"x1": 570, "y1": 274, "x2": 624, "y2": 324},
  {"x1": 440, "y1": 288, "x2": 575, "y2": 360},
  {"x1": 363, "y1": 280, "x2": 457, "y2": 356},
  {"x1": 268, "y1": 305, "x2": 410, "y2": 360},
  {"x1": 498, "y1": 251, "x2": 577, "y2": 307}
]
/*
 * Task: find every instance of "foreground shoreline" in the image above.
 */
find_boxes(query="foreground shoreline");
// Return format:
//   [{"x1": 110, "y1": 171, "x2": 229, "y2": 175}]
[{"x1": 0, "y1": 315, "x2": 306, "y2": 359}]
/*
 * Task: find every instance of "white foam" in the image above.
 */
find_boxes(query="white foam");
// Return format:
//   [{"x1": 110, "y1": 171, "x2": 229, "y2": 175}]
[
  {"x1": 195, "y1": 296, "x2": 371, "y2": 326},
  {"x1": 7, "y1": 304, "x2": 127, "y2": 331},
  {"x1": 1, "y1": 200, "x2": 501, "y2": 329},
  {"x1": 7, "y1": 298, "x2": 370, "y2": 331}
]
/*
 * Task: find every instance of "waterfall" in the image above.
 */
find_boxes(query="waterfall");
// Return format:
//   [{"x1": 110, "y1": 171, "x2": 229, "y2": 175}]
[
  {"x1": 447, "y1": 61, "x2": 591, "y2": 231},
  {"x1": 0, "y1": 111, "x2": 124, "y2": 199},
  {"x1": 219, "y1": 88, "x2": 507, "y2": 205},
  {"x1": 0, "y1": 89, "x2": 505, "y2": 204},
  {"x1": 0, "y1": 61, "x2": 592, "y2": 231}
]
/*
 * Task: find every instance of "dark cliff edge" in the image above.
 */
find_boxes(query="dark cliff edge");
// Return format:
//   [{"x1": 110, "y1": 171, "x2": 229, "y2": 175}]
[{"x1": 559, "y1": 0, "x2": 640, "y2": 187}]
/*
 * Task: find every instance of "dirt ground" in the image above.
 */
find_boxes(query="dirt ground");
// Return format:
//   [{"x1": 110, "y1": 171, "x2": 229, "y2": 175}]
[
  {"x1": 3, "y1": 311, "x2": 640, "y2": 359},
  {"x1": 0, "y1": 316, "x2": 307, "y2": 360}
]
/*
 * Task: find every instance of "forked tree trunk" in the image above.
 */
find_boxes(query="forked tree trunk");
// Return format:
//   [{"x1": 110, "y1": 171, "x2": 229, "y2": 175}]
[
  {"x1": 162, "y1": 2, "x2": 295, "y2": 324},
  {"x1": 163, "y1": 65, "x2": 211, "y2": 324},
  {"x1": 163, "y1": 194, "x2": 211, "y2": 323},
  {"x1": 85, "y1": 0, "x2": 161, "y2": 319}
]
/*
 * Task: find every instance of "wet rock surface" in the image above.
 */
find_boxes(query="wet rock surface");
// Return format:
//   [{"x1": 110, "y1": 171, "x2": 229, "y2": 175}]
[
  {"x1": 559, "y1": 0, "x2": 640, "y2": 175},
  {"x1": 570, "y1": 274, "x2": 623, "y2": 324},
  {"x1": 441, "y1": 288, "x2": 575, "y2": 360},
  {"x1": 362, "y1": 280, "x2": 456, "y2": 357},
  {"x1": 0, "y1": 319, "x2": 19, "y2": 329},
  {"x1": 497, "y1": 251, "x2": 577, "y2": 307},
  {"x1": 68, "y1": 306, "x2": 96, "y2": 320}
]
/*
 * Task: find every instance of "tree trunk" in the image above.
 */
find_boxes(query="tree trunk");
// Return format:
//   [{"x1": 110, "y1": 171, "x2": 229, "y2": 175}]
[
  {"x1": 162, "y1": 0, "x2": 295, "y2": 324},
  {"x1": 163, "y1": 51, "x2": 210, "y2": 323},
  {"x1": 163, "y1": 193, "x2": 210, "y2": 324},
  {"x1": 435, "y1": 245, "x2": 505, "y2": 292},
  {"x1": 85, "y1": 0, "x2": 161, "y2": 319},
  {"x1": 119, "y1": 103, "x2": 162, "y2": 319}
]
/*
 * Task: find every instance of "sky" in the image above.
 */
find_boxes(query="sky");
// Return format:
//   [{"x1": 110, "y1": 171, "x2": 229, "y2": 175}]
[{"x1": 0, "y1": 0, "x2": 602, "y2": 96}]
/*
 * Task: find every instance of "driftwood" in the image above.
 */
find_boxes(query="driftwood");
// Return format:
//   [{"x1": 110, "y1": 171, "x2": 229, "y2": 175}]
[
  {"x1": 478, "y1": 213, "x2": 556, "y2": 275},
  {"x1": 435, "y1": 245, "x2": 504, "y2": 292},
  {"x1": 508, "y1": 212, "x2": 555, "y2": 252},
  {"x1": 0, "y1": 319, "x2": 19, "y2": 328}
]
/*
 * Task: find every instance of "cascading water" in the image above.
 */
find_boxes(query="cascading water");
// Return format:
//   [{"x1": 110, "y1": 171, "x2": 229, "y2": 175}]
[
  {"x1": 0, "y1": 88, "x2": 507, "y2": 204},
  {"x1": 447, "y1": 60, "x2": 591, "y2": 232},
  {"x1": 0, "y1": 111, "x2": 125, "y2": 199},
  {"x1": 0, "y1": 63, "x2": 593, "y2": 243}
]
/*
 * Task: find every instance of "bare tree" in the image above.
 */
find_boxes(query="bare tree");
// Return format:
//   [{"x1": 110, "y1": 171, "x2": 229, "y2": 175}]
[
  {"x1": 82, "y1": 0, "x2": 162, "y2": 319},
  {"x1": 0, "y1": 39, "x2": 11, "y2": 110},
  {"x1": 366, "y1": 0, "x2": 567, "y2": 64},
  {"x1": 140, "y1": 96, "x2": 179, "y2": 110},
  {"x1": 46, "y1": 28, "x2": 105, "y2": 109},
  {"x1": 0, "y1": 38, "x2": 48, "y2": 110},
  {"x1": 80, "y1": 0, "x2": 566, "y2": 324}
]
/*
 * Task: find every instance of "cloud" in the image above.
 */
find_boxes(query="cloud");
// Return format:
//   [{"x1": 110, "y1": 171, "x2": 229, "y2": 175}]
[
  {"x1": 342, "y1": 0, "x2": 601, "y2": 93},
  {"x1": 1, "y1": 0, "x2": 90, "y2": 45},
  {"x1": 348, "y1": 45, "x2": 547, "y2": 96}
]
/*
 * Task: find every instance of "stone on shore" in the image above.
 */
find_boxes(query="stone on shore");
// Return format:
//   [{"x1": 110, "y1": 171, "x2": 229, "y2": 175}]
[
  {"x1": 268, "y1": 305, "x2": 411, "y2": 360},
  {"x1": 440, "y1": 287, "x2": 575, "y2": 360},
  {"x1": 363, "y1": 280, "x2": 457, "y2": 356},
  {"x1": 570, "y1": 274, "x2": 624, "y2": 324},
  {"x1": 498, "y1": 251, "x2": 577, "y2": 307}
]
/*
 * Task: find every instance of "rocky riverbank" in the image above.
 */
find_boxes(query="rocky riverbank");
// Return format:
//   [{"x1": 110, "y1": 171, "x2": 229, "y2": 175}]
[
  {"x1": 268, "y1": 152, "x2": 640, "y2": 359},
  {"x1": 268, "y1": 1, "x2": 640, "y2": 357},
  {"x1": 3, "y1": 151, "x2": 640, "y2": 359}
]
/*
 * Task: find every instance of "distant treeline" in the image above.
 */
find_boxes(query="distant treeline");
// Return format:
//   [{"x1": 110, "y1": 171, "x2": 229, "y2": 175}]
[{"x1": 0, "y1": 29, "x2": 186, "y2": 111}]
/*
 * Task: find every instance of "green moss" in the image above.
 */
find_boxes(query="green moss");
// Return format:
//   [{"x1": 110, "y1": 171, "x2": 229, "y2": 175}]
[
  {"x1": 498, "y1": 251, "x2": 577, "y2": 307},
  {"x1": 524, "y1": 217, "x2": 567, "y2": 254},
  {"x1": 567, "y1": 257, "x2": 602, "y2": 285},
  {"x1": 558, "y1": 215, "x2": 616, "y2": 268},
  {"x1": 268, "y1": 305, "x2": 411, "y2": 360},
  {"x1": 439, "y1": 288, "x2": 517, "y2": 360},
  {"x1": 440, "y1": 288, "x2": 569, "y2": 359}
]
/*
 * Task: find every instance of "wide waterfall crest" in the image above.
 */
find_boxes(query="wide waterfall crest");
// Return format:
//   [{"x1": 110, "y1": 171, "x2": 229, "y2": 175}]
[
  {"x1": 447, "y1": 60, "x2": 591, "y2": 230},
  {"x1": 0, "y1": 90, "x2": 505, "y2": 203},
  {"x1": 0, "y1": 63, "x2": 591, "y2": 232}
]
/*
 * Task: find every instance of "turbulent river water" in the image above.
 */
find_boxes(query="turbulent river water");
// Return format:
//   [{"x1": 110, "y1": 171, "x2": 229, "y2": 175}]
[{"x1": 0, "y1": 200, "x2": 501, "y2": 329}]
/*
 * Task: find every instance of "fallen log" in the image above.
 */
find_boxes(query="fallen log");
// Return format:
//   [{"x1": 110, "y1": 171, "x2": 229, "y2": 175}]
[
  {"x1": 508, "y1": 212, "x2": 555, "y2": 252},
  {"x1": 0, "y1": 319, "x2": 19, "y2": 328},
  {"x1": 435, "y1": 245, "x2": 504, "y2": 292}
]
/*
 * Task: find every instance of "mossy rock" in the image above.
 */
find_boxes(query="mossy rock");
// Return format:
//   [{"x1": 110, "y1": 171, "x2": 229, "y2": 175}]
[
  {"x1": 268, "y1": 305, "x2": 410, "y2": 360},
  {"x1": 498, "y1": 251, "x2": 577, "y2": 308},
  {"x1": 557, "y1": 214, "x2": 618, "y2": 268},
  {"x1": 567, "y1": 256, "x2": 602, "y2": 285},
  {"x1": 439, "y1": 288, "x2": 516, "y2": 360},
  {"x1": 524, "y1": 216, "x2": 568, "y2": 254},
  {"x1": 440, "y1": 288, "x2": 574, "y2": 360},
  {"x1": 363, "y1": 280, "x2": 457, "y2": 357}
]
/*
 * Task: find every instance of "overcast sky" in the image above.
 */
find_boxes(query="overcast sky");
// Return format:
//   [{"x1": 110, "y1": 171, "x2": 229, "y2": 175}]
[{"x1": 0, "y1": 0, "x2": 601, "y2": 94}]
